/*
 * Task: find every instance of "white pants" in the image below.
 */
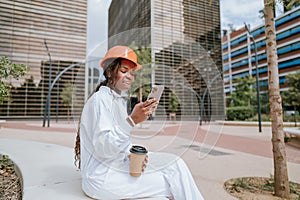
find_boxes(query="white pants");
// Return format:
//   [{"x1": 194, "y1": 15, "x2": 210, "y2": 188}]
[{"x1": 83, "y1": 153, "x2": 204, "y2": 200}]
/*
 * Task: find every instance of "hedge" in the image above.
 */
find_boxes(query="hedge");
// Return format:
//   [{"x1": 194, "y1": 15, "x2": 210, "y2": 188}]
[{"x1": 226, "y1": 106, "x2": 255, "y2": 121}]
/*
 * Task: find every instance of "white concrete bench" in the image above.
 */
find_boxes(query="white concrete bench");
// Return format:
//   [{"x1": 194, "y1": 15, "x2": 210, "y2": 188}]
[
  {"x1": 0, "y1": 139, "x2": 88, "y2": 200},
  {"x1": 0, "y1": 139, "x2": 168, "y2": 200}
]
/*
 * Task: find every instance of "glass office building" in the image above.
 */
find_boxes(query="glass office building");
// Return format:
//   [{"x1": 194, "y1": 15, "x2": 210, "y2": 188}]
[
  {"x1": 108, "y1": 0, "x2": 225, "y2": 121},
  {"x1": 222, "y1": 6, "x2": 300, "y2": 103},
  {"x1": 0, "y1": 0, "x2": 87, "y2": 119}
]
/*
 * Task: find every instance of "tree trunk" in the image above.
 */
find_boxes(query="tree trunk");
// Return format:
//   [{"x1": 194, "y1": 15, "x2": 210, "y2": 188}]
[
  {"x1": 139, "y1": 86, "x2": 143, "y2": 103},
  {"x1": 264, "y1": 0, "x2": 290, "y2": 198}
]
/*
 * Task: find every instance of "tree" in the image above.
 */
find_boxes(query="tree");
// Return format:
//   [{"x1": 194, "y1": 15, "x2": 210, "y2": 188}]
[
  {"x1": 129, "y1": 45, "x2": 154, "y2": 102},
  {"x1": 168, "y1": 92, "x2": 179, "y2": 113},
  {"x1": 60, "y1": 82, "x2": 74, "y2": 122},
  {"x1": 0, "y1": 56, "x2": 29, "y2": 104},
  {"x1": 282, "y1": 71, "x2": 300, "y2": 109},
  {"x1": 226, "y1": 76, "x2": 257, "y2": 121},
  {"x1": 264, "y1": 0, "x2": 290, "y2": 197},
  {"x1": 229, "y1": 76, "x2": 256, "y2": 107},
  {"x1": 282, "y1": 71, "x2": 300, "y2": 126}
]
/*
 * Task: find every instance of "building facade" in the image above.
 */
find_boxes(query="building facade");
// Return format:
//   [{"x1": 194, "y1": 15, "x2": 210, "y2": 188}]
[
  {"x1": 0, "y1": 0, "x2": 87, "y2": 119},
  {"x1": 222, "y1": 6, "x2": 300, "y2": 109},
  {"x1": 107, "y1": 0, "x2": 225, "y2": 121}
]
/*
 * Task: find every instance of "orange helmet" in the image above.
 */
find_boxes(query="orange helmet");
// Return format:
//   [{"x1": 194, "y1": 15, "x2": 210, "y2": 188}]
[{"x1": 100, "y1": 46, "x2": 141, "y2": 70}]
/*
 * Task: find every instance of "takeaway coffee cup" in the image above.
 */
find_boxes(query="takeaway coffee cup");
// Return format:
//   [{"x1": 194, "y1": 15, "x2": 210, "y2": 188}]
[{"x1": 129, "y1": 145, "x2": 148, "y2": 177}]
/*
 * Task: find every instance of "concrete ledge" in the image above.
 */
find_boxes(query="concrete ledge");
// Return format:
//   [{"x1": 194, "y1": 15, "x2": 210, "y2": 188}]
[
  {"x1": 0, "y1": 139, "x2": 92, "y2": 200},
  {"x1": 0, "y1": 139, "x2": 168, "y2": 200}
]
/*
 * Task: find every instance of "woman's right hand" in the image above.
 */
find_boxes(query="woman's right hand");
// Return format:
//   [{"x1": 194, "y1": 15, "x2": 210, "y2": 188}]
[{"x1": 130, "y1": 99, "x2": 158, "y2": 124}]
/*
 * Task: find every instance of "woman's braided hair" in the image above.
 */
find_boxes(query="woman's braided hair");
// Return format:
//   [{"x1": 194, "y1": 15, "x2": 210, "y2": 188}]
[{"x1": 74, "y1": 58, "x2": 121, "y2": 168}]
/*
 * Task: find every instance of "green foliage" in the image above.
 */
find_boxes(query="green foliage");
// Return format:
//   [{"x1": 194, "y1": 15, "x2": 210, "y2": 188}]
[
  {"x1": 229, "y1": 76, "x2": 256, "y2": 107},
  {"x1": 60, "y1": 82, "x2": 74, "y2": 121},
  {"x1": 275, "y1": 0, "x2": 300, "y2": 10},
  {"x1": 0, "y1": 154, "x2": 15, "y2": 175},
  {"x1": 290, "y1": 181, "x2": 300, "y2": 198},
  {"x1": 0, "y1": 56, "x2": 29, "y2": 104},
  {"x1": 60, "y1": 82, "x2": 74, "y2": 106},
  {"x1": 134, "y1": 45, "x2": 152, "y2": 66},
  {"x1": 168, "y1": 92, "x2": 179, "y2": 113},
  {"x1": 129, "y1": 45, "x2": 155, "y2": 100},
  {"x1": 259, "y1": 0, "x2": 300, "y2": 13},
  {"x1": 226, "y1": 76, "x2": 257, "y2": 120},
  {"x1": 227, "y1": 175, "x2": 300, "y2": 199},
  {"x1": 259, "y1": 93, "x2": 270, "y2": 115},
  {"x1": 248, "y1": 113, "x2": 271, "y2": 122},
  {"x1": 0, "y1": 83, "x2": 9, "y2": 102},
  {"x1": 262, "y1": 174, "x2": 275, "y2": 192},
  {"x1": 226, "y1": 106, "x2": 255, "y2": 121},
  {"x1": 282, "y1": 71, "x2": 300, "y2": 108}
]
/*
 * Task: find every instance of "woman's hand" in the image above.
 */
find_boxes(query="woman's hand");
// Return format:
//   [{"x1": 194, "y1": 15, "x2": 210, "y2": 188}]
[
  {"x1": 128, "y1": 154, "x2": 148, "y2": 172},
  {"x1": 130, "y1": 99, "x2": 158, "y2": 124},
  {"x1": 142, "y1": 155, "x2": 148, "y2": 173}
]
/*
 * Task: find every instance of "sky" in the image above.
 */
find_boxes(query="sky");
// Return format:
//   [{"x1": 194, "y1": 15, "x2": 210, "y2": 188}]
[
  {"x1": 86, "y1": 0, "x2": 111, "y2": 56},
  {"x1": 86, "y1": 0, "x2": 284, "y2": 56},
  {"x1": 220, "y1": 0, "x2": 264, "y2": 30}
]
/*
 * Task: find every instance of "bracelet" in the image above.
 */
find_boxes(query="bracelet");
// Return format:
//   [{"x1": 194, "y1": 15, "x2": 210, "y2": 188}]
[{"x1": 127, "y1": 116, "x2": 136, "y2": 127}]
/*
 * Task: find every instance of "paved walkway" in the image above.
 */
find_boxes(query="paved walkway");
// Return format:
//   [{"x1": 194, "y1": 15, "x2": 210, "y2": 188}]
[{"x1": 0, "y1": 120, "x2": 300, "y2": 200}]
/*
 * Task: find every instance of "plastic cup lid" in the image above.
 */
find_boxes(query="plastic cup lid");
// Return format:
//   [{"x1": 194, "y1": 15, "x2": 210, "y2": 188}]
[{"x1": 130, "y1": 145, "x2": 148, "y2": 154}]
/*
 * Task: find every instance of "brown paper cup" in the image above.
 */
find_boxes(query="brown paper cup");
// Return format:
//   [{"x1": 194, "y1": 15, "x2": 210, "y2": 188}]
[
  {"x1": 129, "y1": 153, "x2": 147, "y2": 177},
  {"x1": 129, "y1": 145, "x2": 148, "y2": 177}
]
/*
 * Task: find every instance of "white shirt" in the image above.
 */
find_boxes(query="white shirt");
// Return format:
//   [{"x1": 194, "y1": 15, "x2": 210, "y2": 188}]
[
  {"x1": 79, "y1": 86, "x2": 204, "y2": 200},
  {"x1": 80, "y1": 86, "x2": 132, "y2": 194}
]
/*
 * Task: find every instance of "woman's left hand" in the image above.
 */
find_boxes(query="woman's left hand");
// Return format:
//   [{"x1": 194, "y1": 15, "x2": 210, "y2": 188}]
[
  {"x1": 127, "y1": 155, "x2": 148, "y2": 173},
  {"x1": 142, "y1": 155, "x2": 148, "y2": 172}
]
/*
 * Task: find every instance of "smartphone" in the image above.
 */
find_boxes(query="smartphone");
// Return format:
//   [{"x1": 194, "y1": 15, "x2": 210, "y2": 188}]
[{"x1": 147, "y1": 85, "x2": 164, "y2": 101}]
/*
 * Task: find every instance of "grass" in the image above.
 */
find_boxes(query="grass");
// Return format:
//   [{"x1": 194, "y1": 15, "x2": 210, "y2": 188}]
[{"x1": 225, "y1": 176, "x2": 300, "y2": 200}]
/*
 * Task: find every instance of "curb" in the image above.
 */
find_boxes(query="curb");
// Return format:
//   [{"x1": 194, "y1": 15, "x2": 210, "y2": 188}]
[{"x1": 217, "y1": 121, "x2": 300, "y2": 127}]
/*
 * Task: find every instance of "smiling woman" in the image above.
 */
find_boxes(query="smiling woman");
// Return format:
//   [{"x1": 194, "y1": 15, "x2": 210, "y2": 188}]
[
  {"x1": 113, "y1": 60, "x2": 136, "y2": 93},
  {"x1": 74, "y1": 45, "x2": 205, "y2": 200}
]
